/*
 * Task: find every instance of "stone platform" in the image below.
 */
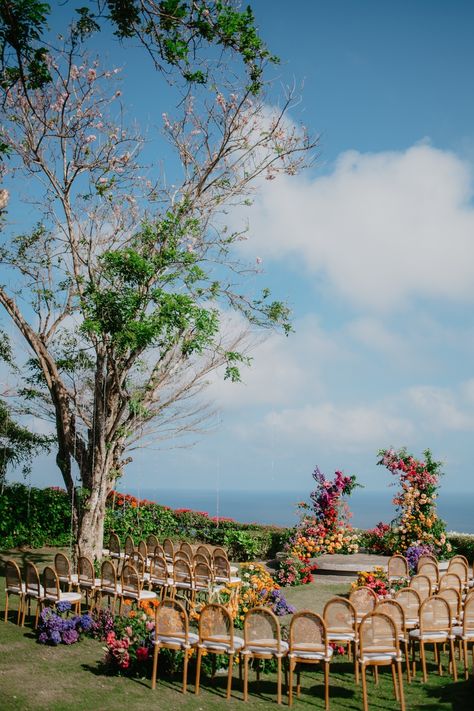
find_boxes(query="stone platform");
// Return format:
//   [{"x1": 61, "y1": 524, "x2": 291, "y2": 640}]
[{"x1": 314, "y1": 553, "x2": 449, "y2": 578}]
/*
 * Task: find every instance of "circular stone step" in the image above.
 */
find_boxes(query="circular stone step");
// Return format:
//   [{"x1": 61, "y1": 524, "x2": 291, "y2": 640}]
[{"x1": 314, "y1": 553, "x2": 449, "y2": 577}]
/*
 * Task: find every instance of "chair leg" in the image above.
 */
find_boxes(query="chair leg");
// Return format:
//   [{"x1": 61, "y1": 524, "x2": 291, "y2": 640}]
[
  {"x1": 397, "y1": 660, "x2": 406, "y2": 711},
  {"x1": 243, "y1": 654, "x2": 249, "y2": 702},
  {"x1": 449, "y1": 637, "x2": 458, "y2": 682},
  {"x1": 374, "y1": 666, "x2": 379, "y2": 685},
  {"x1": 437, "y1": 643, "x2": 443, "y2": 676},
  {"x1": 404, "y1": 641, "x2": 411, "y2": 683},
  {"x1": 195, "y1": 648, "x2": 202, "y2": 695},
  {"x1": 354, "y1": 641, "x2": 360, "y2": 684},
  {"x1": 391, "y1": 663, "x2": 399, "y2": 701},
  {"x1": 463, "y1": 639, "x2": 468, "y2": 680},
  {"x1": 183, "y1": 649, "x2": 188, "y2": 693},
  {"x1": 288, "y1": 658, "x2": 295, "y2": 707},
  {"x1": 361, "y1": 664, "x2": 368, "y2": 711},
  {"x1": 4, "y1": 592, "x2": 9, "y2": 622},
  {"x1": 151, "y1": 646, "x2": 159, "y2": 690},
  {"x1": 226, "y1": 653, "x2": 234, "y2": 700},
  {"x1": 296, "y1": 665, "x2": 301, "y2": 698},
  {"x1": 324, "y1": 661, "x2": 330, "y2": 711},
  {"x1": 17, "y1": 596, "x2": 24, "y2": 625},
  {"x1": 277, "y1": 656, "x2": 282, "y2": 705},
  {"x1": 420, "y1": 642, "x2": 428, "y2": 683}
]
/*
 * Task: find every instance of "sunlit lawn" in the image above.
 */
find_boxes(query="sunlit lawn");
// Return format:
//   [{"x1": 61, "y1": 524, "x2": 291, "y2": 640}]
[{"x1": 0, "y1": 548, "x2": 472, "y2": 710}]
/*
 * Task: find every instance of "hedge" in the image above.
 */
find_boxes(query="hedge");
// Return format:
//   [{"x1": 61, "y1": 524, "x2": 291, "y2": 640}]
[{"x1": 0, "y1": 484, "x2": 290, "y2": 561}]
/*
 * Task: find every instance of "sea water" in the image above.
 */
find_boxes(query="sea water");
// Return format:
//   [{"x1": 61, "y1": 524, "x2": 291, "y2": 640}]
[{"x1": 127, "y1": 487, "x2": 474, "y2": 532}]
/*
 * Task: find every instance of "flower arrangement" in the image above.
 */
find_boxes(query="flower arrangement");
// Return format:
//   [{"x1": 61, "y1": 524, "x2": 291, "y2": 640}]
[
  {"x1": 377, "y1": 448, "x2": 451, "y2": 557},
  {"x1": 278, "y1": 466, "x2": 359, "y2": 586},
  {"x1": 103, "y1": 599, "x2": 158, "y2": 673},
  {"x1": 405, "y1": 544, "x2": 434, "y2": 574},
  {"x1": 207, "y1": 562, "x2": 295, "y2": 627},
  {"x1": 360, "y1": 521, "x2": 398, "y2": 555},
  {"x1": 351, "y1": 567, "x2": 390, "y2": 597},
  {"x1": 37, "y1": 602, "x2": 93, "y2": 645}
]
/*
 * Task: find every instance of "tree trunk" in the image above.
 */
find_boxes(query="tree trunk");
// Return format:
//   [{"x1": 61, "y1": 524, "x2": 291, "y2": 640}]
[{"x1": 75, "y1": 481, "x2": 109, "y2": 561}]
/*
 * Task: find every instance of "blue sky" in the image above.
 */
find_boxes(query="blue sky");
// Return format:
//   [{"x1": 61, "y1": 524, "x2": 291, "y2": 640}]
[{"x1": 6, "y1": 1, "x2": 474, "y2": 497}]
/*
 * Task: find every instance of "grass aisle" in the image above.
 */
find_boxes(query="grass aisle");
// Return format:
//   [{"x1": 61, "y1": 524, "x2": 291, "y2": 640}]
[{"x1": 0, "y1": 549, "x2": 471, "y2": 710}]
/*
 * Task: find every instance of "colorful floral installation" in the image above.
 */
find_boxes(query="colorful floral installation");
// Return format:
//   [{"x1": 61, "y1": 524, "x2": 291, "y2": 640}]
[
  {"x1": 350, "y1": 566, "x2": 390, "y2": 597},
  {"x1": 377, "y1": 448, "x2": 451, "y2": 557},
  {"x1": 278, "y1": 466, "x2": 359, "y2": 586}
]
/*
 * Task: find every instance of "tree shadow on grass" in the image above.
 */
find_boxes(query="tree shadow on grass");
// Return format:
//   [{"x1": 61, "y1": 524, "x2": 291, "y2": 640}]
[{"x1": 424, "y1": 677, "x2": 474, "y2": 710}]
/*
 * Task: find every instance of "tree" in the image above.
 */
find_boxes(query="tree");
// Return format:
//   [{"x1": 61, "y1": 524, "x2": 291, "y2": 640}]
[{"x1": 0, "y1": 2, "x2": 316, "y2": 559}]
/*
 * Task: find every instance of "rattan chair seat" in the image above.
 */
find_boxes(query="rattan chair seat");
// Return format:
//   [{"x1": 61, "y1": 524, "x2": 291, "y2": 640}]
[
  {"x1": 154, "y1": 632, "x2": 199, "y2": 648},
  {"x1": 243, "y1": 640, "x2": 289, "y2": 656},
  {"x1": 199, "y1": 635, "x2": 244, "y2": 653}
]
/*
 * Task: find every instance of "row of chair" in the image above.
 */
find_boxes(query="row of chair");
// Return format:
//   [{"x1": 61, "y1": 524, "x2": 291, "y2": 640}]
[{"x1": 388, "y1": 553, "x2": 474, "y2": 590}]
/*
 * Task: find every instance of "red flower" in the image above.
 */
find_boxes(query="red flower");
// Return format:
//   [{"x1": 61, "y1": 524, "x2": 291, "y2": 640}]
[{"x1": 136, "y1": 646, "x2": 149, "y2": 663}]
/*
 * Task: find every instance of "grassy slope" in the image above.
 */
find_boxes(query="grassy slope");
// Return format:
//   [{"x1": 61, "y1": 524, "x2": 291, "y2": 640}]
[{"x1": 0, "y1": 548, "x2": 471, "y2": 710}]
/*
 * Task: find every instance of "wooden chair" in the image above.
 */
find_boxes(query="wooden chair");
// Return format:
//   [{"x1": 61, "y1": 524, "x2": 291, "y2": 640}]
[
  {"x1": 180, "y1": 541, "x2": 194, "y2": 560},
  {"x1": 409, "y1": 596, "x2": 457, "y2": 683},
  {"x1": 138, "y1": 540, "x2": 148, "y2": 562},
  {"x1": 149, "y1": 555, "x2": 175, "y2": 599},
  {"x1": 108, "y1": 532, "x2": 122, "y2": 560},
  {"x1": 212, "y1": 546, "x2": 228, "y2": 560},
  {"x1": 146, "y1": 534, "x2": 159, "y2": 550},
  {"x1": 449, "y1": 554, "x2": 469, "y2": 568},
  {"x1": 417, "y1": 562, "x2": 439, "y2": 591},
  {"x1": 288, "y1": 611, "x2": 332, "y2": 710},
  {"x1": 151, "y1": 598, "x2": 198, "y2": 693},
  {"x1": 394, "y1": 588, "x2": 421, "y2": 630},
  {"x1": 174, "y1": 549, "x2": 192, "y2": 565},
  {"x1": 387, "y1": 555, "x2": 409, "y2": 584},
  {"x1": 42, "y1": 566, "x2": 82, "y2": 614},
  {"x1": 349, "y1": 586, "x2": 377, "y2": 623},
  {"x1": 195, "y1": 603, "x2": 244, "y2": 700},
  {"x1": 153, "y1": 544, "x2": 166, "y2": 560},
  {"x1": 417, "y1": 554, "x2": 437, "y2": 569},
  {"x1": 119, "y1": 563, "x2": 157, "y2": 613},
  {"x1": 409, "y1": 574, "x2": 432, "y2": 601},
  {"x1": 447, "y1": 561, "x2": 469, "y2": 592},
  {"x1": 22, "y1": 562, "x2": 45, "y2": 627},
  {"x1": 242, "y1": 606, "x2": 288, "y2": 705},
  {"x1": 127, "y1": 551, "x2": 148, "y2": 582},
  {"x1": 173, "y1": 559, "x2": 195, "y2": 602},
  {"x1": 54, "y1": 552, "x2": 78, "y2": 592},
  {"x1": 97, "y1": 560, "x2": 122, "y2": 613},
  {"x1": 196, "y1": 545, "x2": 212, "y2": 564},
  {"x1": 77, "y1": 556, "x2": 101, "y2": 611},
  {"x1": 376, "y1": 599, "x2": 411, "y2": 682},
  {"x1": 439, "y1": 572, "x2": 463, "y2": 595},
  {"x1": 194, "y1": 562, "x2": 213, "y2": 596},
  {"x1": 358, "y1": 612, "x2": 405, "y2": 711},
  {"x1": 454, "y1": 592, "x2": 474, "y2": 679},
  {"x1": 4, "y1": 560, "x2": 25, "y2": 624},
  {"x1": 193, "y1": 553, "x2": 210, "y2": 568},
  {"x1": 124, "y1": 535, "x2": 135, "y2": 558},
  {"x1": 437, "y1": 588, "x2": 461, "y2": 626},
  {"x1": 163, "y1": 538, "x2": 175, "y2": 562},
  {"x1": 213, "y1": 555, "x2": 240, "y2": 584},
  {"x1": 323, "y1": 597, "x2": 359, "y2": 682}
]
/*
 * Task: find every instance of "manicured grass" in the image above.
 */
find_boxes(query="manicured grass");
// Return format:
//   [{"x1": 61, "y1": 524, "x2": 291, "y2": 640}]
[{"x1": 0, "y1": 549, "x2": 472, "y2": 710}]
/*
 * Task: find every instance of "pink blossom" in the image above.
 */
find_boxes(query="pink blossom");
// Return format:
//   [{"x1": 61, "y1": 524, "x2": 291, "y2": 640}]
[
  {"x1": 87, "y1": 68, "x2": 97, "y2": 82},
  {"x1": 85, "y1": 135, "x2": 97, "y2": 143}
]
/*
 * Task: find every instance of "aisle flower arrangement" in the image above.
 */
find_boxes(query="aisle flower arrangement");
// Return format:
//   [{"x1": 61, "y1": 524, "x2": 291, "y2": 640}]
[
  {"x1": 351, "y1": 567, "x2": 390, "y2": 597},
  {"x1": 278, "y1": 466, "x2": 359, "y2": 586},
  {"x1": 37, "y1": 602, "x2": 94, "y2": 645},
  {"x1": 377, "y1": 447, "x2": 451, "y2": 557}
]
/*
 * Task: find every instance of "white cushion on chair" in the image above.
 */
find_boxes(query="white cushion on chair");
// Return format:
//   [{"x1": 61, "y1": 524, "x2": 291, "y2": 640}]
[
  {"x1": 409, "y1": 629, "x2": 450, "y2": 641},
  {"x1": 243, "y1": 640, "x2": 289, "y2": 656},
  {"x1": 154, "y1": 632, "x2": 199, "y2": 648},
  {"x1": 453, "y1": 626, "x2": 474, "y2": 639},
  {"x1": 289, "y1": 648, "x2": 333, "y2": 661},
  {"x1": 199, "y1": 636, "x2": 244, "y2": 653},
  {"x1": 360, "y1": 652, "x2": 400, "y2": 663},
  {"x1": 327, "y1": 632, "x2": 355, "y2": 641}
]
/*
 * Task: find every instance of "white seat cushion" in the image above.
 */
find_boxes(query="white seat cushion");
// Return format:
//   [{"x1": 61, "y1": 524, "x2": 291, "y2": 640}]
[
  {"x1": 327, "y1": 632, "x2": 355, "y2": 641},
  {"x1": 290, "y1": 648, "x2": 333, "y2": 661},
  {"x1": 101, "y1": 583, "x2": 122, "y2": 594},
  {"x1": 199, "y1": 636, "x2": 244, "y2": 653},
  {"x1": 7, "y1": 583, "x2": 26, "y2": 594},
  {"x1": 60, "y1": 592, "x2": 82, "y2": 603},
  {"x1": 360, "y1": 652, "x2": 400, "y2": 663},
  {"x1": 453, "y1": 626, "x2": 474, "y2": 639},
  {"x1": 409, "y1": 629, "x2": 450, "y2": 641},
  {"x1": 26, "y1": 585, "x2": 45, "y2": 598},
  {"x1": 243, "y1": 640, "x2": 289, "y2": 656},
  {"x1": 154, "y1": 632, "x2": 199, "y2": 648}
]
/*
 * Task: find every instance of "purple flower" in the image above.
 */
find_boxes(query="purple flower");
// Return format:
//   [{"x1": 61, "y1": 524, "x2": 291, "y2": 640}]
[
  {"x1": 62, "y1": 628, "x2": 79, "y2": 645},
  {"x1": 77, "y1": 614, "x2": 94, "y2": 632},
  {"x1": 50, "y1": 630, "x2": 62, "y2": 645},
  {"x1": 56, "y1": 601, "x2": 72, "y2": 614},
  {"x1": 38, "y1": 632, "x2": 48, "y2": 644}
]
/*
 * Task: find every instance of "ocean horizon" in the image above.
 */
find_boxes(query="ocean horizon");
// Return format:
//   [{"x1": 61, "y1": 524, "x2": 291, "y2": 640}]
[{"x1": 123, "y1": 487, "x2": 474, "y2": 533}]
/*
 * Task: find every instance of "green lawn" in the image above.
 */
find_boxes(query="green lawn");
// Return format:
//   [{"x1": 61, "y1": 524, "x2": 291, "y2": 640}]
[{"x1": 0, "y1": 548, "x2": 471, "y2": 710}]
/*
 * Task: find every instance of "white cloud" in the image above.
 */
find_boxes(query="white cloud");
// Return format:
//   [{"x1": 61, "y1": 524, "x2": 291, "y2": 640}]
[
  {"x1": 261, "y1": 402, "x2": 414, "y2": 451},
  {"x1": 238, "y1": 143, "x2": 474, "y2": 311},
  {"x1": 408, "y1": 385, "x2": 474, "y2": 431}
]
